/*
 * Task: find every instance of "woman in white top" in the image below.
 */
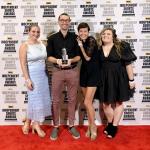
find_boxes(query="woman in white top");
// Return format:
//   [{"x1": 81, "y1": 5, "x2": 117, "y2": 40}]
[{"x1": 19, "y1": 25, "x2": 51, "y2": 138}]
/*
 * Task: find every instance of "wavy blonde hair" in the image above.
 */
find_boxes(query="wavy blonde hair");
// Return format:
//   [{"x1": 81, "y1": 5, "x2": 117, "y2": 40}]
[{"x1": 96, "y1": 27, "x2": 122, "y2": 57}]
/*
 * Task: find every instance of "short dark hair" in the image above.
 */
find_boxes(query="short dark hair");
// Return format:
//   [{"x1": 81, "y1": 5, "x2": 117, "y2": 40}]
[
  {"x1": 58, "y1": 13, "x2": 71, "y2": 21},
  {"x1": 77, "y1": 22, "x2": 90, "y2": 31}
]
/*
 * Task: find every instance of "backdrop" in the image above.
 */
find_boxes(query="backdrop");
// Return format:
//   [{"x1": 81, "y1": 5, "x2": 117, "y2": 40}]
[{"x1": 0, "y1": 0, "x2": 150, "y2": 125}]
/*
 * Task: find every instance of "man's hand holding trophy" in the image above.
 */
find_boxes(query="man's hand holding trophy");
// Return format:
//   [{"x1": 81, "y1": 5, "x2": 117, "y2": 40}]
[{"x1": 56, "y1": 48, "x2": 71, "y2": 68}]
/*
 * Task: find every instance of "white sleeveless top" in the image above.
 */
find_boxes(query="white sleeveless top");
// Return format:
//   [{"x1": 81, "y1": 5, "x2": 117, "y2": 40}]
[{"x1": 26, "y1": 42, "x2": 47, "y2": 64}]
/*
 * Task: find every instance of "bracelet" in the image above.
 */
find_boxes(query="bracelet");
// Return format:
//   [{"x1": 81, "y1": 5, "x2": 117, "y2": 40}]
[
  {"x1": 129, "y1": 80, "x2": 135, "y2": 84},
  {"x1": 129, "y1": 79, "x2": 134, "y2": 82}
]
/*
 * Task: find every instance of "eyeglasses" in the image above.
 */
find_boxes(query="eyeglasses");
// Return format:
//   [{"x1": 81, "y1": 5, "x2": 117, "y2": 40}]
[{"x1": 59, "y1": 19, "x2": 70, "y2": 23}]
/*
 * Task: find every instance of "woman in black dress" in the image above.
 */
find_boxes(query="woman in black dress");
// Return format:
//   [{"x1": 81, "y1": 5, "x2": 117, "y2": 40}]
[
  {"x1": 96, "y1": 27, "x2": 137, "y2": 138},
  {"x1": 77, "y1": 23, "x2": 100, "y2": 140}
]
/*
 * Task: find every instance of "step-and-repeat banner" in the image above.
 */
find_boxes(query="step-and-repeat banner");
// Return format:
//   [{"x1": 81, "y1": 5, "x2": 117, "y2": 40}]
[{"x1": 0, "y1": 0, "x2": 150, "y2": 125}]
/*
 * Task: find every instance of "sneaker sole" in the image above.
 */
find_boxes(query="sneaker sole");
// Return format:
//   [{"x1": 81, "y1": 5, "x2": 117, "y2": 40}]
[
  {"x1": 69, "y1": 130, "x2": 80, "y2": 139},
  {"x1": 50, "y1": 136, "x2": 58, "y2": 141},
  {"x1": 72, "y1": 135, "x2": 80, "y2": 139}
]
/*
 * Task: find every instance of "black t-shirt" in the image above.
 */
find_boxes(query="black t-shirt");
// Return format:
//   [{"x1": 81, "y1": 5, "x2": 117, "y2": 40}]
[{"x1": 46, "y1": 31, "x2": 80, "y2": 59}]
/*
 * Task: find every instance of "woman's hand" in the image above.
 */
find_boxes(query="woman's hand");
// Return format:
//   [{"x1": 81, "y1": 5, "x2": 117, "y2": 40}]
[
  {"x1": 25, "y1": 79, "x2": 34, "y2": 91},
  {"x1": 129, "y1": 80, "x2": 135, "y2": 89},
  {"x1": 77, "y1": 37, "x2": 83, "y2": 47}
]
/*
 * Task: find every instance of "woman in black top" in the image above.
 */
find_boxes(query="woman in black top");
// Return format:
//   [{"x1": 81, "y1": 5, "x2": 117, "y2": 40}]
[
  {"x1": 77, "y1": 22, "x2": 100, "y2": 140},
  {"x1": 96, "y1": 27, "x2": 137, "y2": 138}
]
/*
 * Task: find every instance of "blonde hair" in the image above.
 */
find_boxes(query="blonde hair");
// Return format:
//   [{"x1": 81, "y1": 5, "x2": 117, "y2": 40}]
[{"x1": 97, "y1": 28, "x2": 122, "y2": 57}]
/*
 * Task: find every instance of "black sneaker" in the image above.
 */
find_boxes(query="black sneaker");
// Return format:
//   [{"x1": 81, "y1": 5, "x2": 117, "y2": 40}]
[
  {"x1": 69, "y1": 126, "x2": 80, "y2": 139},
  {"x1": 50, "y1": 127, "x2": 59, "y2": 140}
]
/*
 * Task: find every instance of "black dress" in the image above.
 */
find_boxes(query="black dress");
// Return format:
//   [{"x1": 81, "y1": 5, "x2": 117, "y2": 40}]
[
  {"x1": 97, "y1": 41, "x2": 137, "y2": 103},
  {"x1": 80, "y1": 36, "x2": 100, "y2": 87}
]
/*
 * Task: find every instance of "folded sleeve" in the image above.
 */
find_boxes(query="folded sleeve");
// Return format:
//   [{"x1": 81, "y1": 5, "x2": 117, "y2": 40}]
[{"x1": 121, "y1": 41, "x2": 137, "y2": 65}]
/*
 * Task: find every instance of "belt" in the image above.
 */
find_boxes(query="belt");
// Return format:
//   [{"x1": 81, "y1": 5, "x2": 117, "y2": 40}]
[{"x1": 54, "y1": 64, "x2": 77, "y2": 70}]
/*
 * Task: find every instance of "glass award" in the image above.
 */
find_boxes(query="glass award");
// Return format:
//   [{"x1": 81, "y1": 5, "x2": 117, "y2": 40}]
[{"x1": 61, "y1": 48, "x2": 68, "y2": 64}]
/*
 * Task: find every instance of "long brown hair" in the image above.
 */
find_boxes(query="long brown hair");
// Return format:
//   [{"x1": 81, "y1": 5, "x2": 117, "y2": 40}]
[{"x1": 96, "y1": 27, "x2": 122, "y2": 57}]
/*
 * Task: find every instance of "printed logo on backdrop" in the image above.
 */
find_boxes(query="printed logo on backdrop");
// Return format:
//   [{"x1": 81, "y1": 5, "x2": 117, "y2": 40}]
[
  {"x1": 2, "y1": 71, "x2": 19, "y2": 86},
  {"x1": 2, "y1": 57, "x2": 18, "y2": 70},
  {"x1": 2, "y1": 90, "x2": 18, "y2": 103},
  {"x1": 40, "y1": 2, "x2": 57, "y2": 17},
  {"x1": 100, "y1": 3, "x2": 117, "y2": 16},
  {"x1": 139, "y1": 107, "x2": 150, "y2": 120},
  {"x1": 21, "y1": 4, "x2": 38, "y2": 17},
  {"x1": 69, "y1": 22, "x2": 78, "y2": 32},
  {"x1": 21, "y1": 21, "x2": 38, "y2": 34},
  {"x1": 139, "y1": 87, "x2": 150, "y2": 102},
  {"x1": 120, "y1": 20, "x2": 137, "y2": 33},
  {"x1": 2, "y1": 106, "x2": 19, "y2": 121},
  {"x1": 21, "y1": 91, "x2": 28, "y2": 104},
  {"x1": 123, "y1": 105, "x2": 137, "y2": 120},
  {"x1": 60, "y1": 3, "x2": 77, "y2": 18},
  {"x1": 139, "y1": 54, "x2": 150, "y2": 68},
  {"x1": 120, "y1": 1, "x2": 137, "y2": 16},
  {"x1": 99, "y1": 18, "x2": 117, "y2": 29},
  {"x1": 40, "y1": 20, "x2": 57, "y2": 35},
  {"x1": 139, "y1": 73, "x2": 150, "y2": 85},
  {"x1": 1, "y1": 37, "x2": 18, "y2": 53},
  {"x1": 139, "y1": 3, "x2": 150, "y2": 15},
  {"x1": 1, "y1": 3, "x2": 18, "y2": 18},
  {"x1": 2, "y1": 22, "x2": 18, "y2": 35},
  {"x1": 139, "y1": 18, "x2": 150, "y2": 33},
  {"x1": 139, "y1": 38, "x2": 150, "y2": 51},
  {"x1": 80, "y1": 2, "x2": 97, "y2": 17},
  {"x1": 121, "y1": 37, "x2": 137, "y2": 51}
]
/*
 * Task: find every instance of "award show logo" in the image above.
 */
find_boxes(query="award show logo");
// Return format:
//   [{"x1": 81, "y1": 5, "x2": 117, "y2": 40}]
[
  {"x1": 40, "y1": 3, "x2": 57, "y2": 17},
  {"x1": 1, "y1": 38, "x2": 18, "y2": 53},
  {"x1": 2, "y1": 57, "x2": 17, "y2": 70},
  {"x1": 60, "y1": 4, "x2": 77, "y2": 17},
  {"x1": 139, "y1": 39, "x2": 150, "y2": 51},
  {"x1": 21, "y1": 4, "x2": 37, "y2": 17},
  {"x1": 140, "y1": 88, "x2": 150, "y2": 102},
  {"x1": 140, "y1": 107, "x2": 150, "y2": 121},
  {"x1": 2, "y1": 90, "x2": 18, "y2": 103},
  {"x1": 123, "y1": 105, "x2": 137, "y2": 120},
  {"x1": 40, "y1": 21, "x2": 57, "y2": 35},
  {"x1": 140, "y1": 73, "x2": 150, "y2": 86},
  {"x1": 80, "y1": 2, "x2": 97, "y2": 17},
  {"x1": 100, "y1": 18, "x2": 117, "y2": 28},
  {"x1": 2, "y1": 106, "x2": 19, "y2": 121},
  {"x1": 1, "y1": 3, "x2": 18, "y2": 18},
  {"x1": 120, "y1": 2, "x2": 137, "y2": 16},
  {"x1": 139, "y1": 3, "x2": 150, "y2": 15},
  {"x1": 139, "y1": 18, "x2": 150, "y2": 33},
  {"x1": 2, "y1": 71, "x2": 19, "y2": 86},
  {"x1": 120, "y1": 20, "x2": 137, "y2": 33},
  {"x1": 100, "y1": 3, "x2": 117, "y2": 16},
  {"x1": 139, "y1": 54, "x2": 150, "y2": 68},
  {"x1": 121, "y1": 38, "x2": 137, "y2": 51},
  {"x1": 68, "y1": 22, "x2": 78, "y2": 32},
  {"x1": 2, "y1": 22, "x2": 18, "y2": 35}
]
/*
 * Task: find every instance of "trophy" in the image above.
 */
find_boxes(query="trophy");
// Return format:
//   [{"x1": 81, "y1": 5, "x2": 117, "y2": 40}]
[{"x1": 61, "y1": 48, "x2": 68, "y2": 64}]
